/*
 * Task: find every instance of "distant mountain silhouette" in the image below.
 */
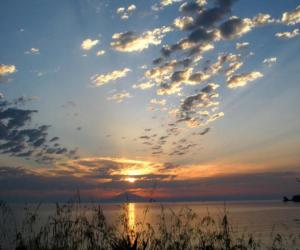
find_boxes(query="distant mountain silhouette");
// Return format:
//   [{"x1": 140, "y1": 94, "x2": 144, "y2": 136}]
[
  {"x1": 283, "y1": 194, "x2": 300, "y2": 202},
  {"x1": 104, "y1": 192, "x2": 150, "y2": 203}
]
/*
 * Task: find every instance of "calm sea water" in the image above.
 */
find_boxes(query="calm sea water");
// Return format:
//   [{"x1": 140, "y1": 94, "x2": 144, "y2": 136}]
[
  {"x1": 3, "y1": 200, "x2": 300, "y2": 247},
  {"x1": 103, "y1": 200, "x2": 300, "y2": 239}
]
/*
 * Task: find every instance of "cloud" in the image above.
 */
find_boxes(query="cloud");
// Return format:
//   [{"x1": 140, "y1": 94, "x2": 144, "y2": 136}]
[
  {"x1": 61, "y1": 100, "x2": 76, "y2": 108},
  {"x1": 107, "y1": 91, "x2": 132, "y2": 103},
  {"x1": 145, "y1": 58, "x2": 192, "y2": 85},
  {"x1": 161, "y1": 0, "x2": 182, "y2": 7},
  {"x1": 116, "y1": 4, "x2": 136, "y2": 20},
  {"x1": 132, "y1": 82, "x2": 155, "y2": 90},
  {"x1": 152, "y1": 0, "x2": 183, "y2": 11},
  {"x1": 81, "y1": 39, "x2": 99, "y2": 50},
  {"x1": 178, "y1": 83, "x2": 220, "y2": 127},
  {"x1": 55, "y1": 157, "x2": 174, "y2": 183},
  {"x1": 25, "y1": 48, "x2": 40, "y2": 55},
  {"x1": 227, "y1": 71, "x2": 263, "y2": 88},
  {"x1": 263, "y1": 57, "x2": 277, "y2": 67},
  {"x1": 91, "y1": 68, "x2": 131, "y2": 87},
  {"x1": 251, "y1": 13, "x2": 274, "y2": 25},
  {"x1": 179, "y1": 1, "x2": 206, "y2": 13},
  {"x1": 152, "y1": 53, "x2": 240, "y2": 96},
  {"x1": 157, "y1": 67, "x2": 194, "y2": 95},
  {"x1": 150, "y1": 98, "x2": 166, "y2": 106},
  {"x1": 225, "y1": 61, "x2": 243, "y2": 77},
  {"x1": 116, "y1": 7, "x2": 125, "y2": 14},
  {"x1": 189, "y1": 53, "x2": 240, "y2": 83},
  {"x1": 191, "y1": 0, "x2": 238, "y2": 29},
  {"x1": 96, "y1": 50, "x2": 105, "y2": 56},
  {"x1": 11, "y1": 96, "x2": 39, "y2": 106},
  {"x1": 111, "y1": 26, "x2": 172, "y2": 52},
  {"x1": 0, "y1": 64, "x2": 16, "y2": 76},
  {"x1": 1, "y1": 158, "x2": 299, "y2": 201},
  {"x1": 236, "y1": 42, "x2": 249, "y2": 49},
  {"x1": 221, "y1": 13, "x2": 274, "y2": 38},
  {"x1": 128, "y1": 4, "x2": 136, "y2": 12},
  {"x1": 275, "y1": 28, "x2": 299, "y2": 39},
  {"x1": 281, "y1": 5, "x2": 300, "y2": 25},
  {"x1": 4, "y1": 169, "x2": 300, "y2": 201},
  {"x1": 173, "y1": 16, "x2": 194, "y2": 30},
  {"x1": 219, "y1": 17, "x2": 253, "y2": 39},
  {"x1": 0, "y1": 97, "x2": 78, "y2": 163},
  {"x1": 161, "y1": 6, "x2": 272, "y2": 58}
]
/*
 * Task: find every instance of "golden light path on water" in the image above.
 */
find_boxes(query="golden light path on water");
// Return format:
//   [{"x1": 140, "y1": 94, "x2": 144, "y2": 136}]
[{"x1": 128, "y1": 203, "x2": 135, "y2": 232}]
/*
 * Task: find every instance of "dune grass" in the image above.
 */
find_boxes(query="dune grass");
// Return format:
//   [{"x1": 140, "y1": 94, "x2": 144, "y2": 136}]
[{"x1": 0, "y1": 200, "x2": 299, "y2": 250}]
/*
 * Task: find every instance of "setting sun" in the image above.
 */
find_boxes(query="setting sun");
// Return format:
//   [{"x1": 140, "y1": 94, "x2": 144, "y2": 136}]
[{"x1": 126, "y1": 177, "x2": 136, "y2": 183}]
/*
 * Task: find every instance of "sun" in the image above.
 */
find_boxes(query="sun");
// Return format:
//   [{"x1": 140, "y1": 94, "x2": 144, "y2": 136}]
[{"x1": 126, "y1": 177, "x2": 136, "y2": 183}]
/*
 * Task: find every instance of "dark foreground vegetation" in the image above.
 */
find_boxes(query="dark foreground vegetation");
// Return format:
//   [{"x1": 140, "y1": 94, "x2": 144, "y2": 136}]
[{"x1": 0, "y1": 200, "x2": 299, "y2": 250}]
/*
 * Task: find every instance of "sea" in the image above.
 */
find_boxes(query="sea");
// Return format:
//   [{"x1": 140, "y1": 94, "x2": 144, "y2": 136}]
[{"x1": 1, "y1": 200, "x2": 300, "y2": 248}]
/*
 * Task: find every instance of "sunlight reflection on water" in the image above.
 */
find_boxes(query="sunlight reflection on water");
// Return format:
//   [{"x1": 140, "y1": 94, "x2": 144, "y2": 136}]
[{"x1": 128, "y1": 202, "x2": 135, "y2": 232}]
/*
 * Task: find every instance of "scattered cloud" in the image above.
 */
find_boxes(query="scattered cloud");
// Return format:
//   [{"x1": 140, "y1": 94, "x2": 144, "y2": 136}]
[
  {"x1": 96, "y1": 50, "x2": 105, "y2": 56},
  {"x1": 227, "y1": 71, "x2": 263, "y2": 88},
  {"x1": 11, "y1": 96, "x2": 39, "y2": 106},
  {"x1": 236, "y1": 42, "x2": 249, "y2": 50},
  {"x1": 173, "y1": 16, "x2": 194, "y2": 30},
  {"x1": 281, "y1": 5, "x2": 300, "y2": 25},
  {"x1": 0, "y1": 64, "x2": 16, "y2": 77},
  {"x1": 251, "y1": 13, "x2": 274, "y2": 26},
  {"x1": 179, "y1": 0, "x2": 207, "y2": 13},
  {"x1": 81, "y1": 38, "x2": 99, "y2": 50},
  {"x1": 128, "y1": 5, "x2": 136, "y2": 12},
  {"x1": 178, "y1": 83, "x2": 220, "y2": 127},
  {"x1": 152, "y1": 0, "x2": 183, "y2": 11},
  {"x1": 116, "y1": 7, "x2": 125, "y2": 14},
  {"x1": 219, "y1": 17, "x2": 253, "y2": 39},
  {"x1": 275, "y1": 28, "x2": 299, "y2": 39},
  {"x1": 263, "y1": 57, "x2": 277, "y2": 67},
  {"x1": 107, "y1": 91, "x2": 132, "y2": 103},
  {"x1": 91, "y1": 68, "x2": 131, "y2": 87},
  {"x1": 132, "y1": 82, "x2": 155, "y2": 90},
  {"x1": 150, "y1": 98, "x2": 166, "y2": 106},
  {"x1": 111, "y1": 26, "x2": 172, "y2": 52},
  {"x1": 116, "y1": 4, "x2": 136, "y2": 20},
  {"x1": 25, "y1": 48, "x2": 40, "y2": 55},
  {"x1": 0, "y1": 97, "x2": 78, "y2": 163}
]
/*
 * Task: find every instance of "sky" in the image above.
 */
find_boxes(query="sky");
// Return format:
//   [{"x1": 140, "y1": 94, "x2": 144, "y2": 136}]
[{"x1": 0, "y1": 0, "x2": 300, "y2": 202}]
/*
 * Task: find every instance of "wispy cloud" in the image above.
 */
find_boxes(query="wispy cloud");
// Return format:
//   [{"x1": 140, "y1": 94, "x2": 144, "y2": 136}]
[
  {"x1": 91, "y1": 68, "x2": 131, "y2": 87},
  {"x1": 132, "y1": 82, "x2": 155, "y2": 90},
  {"x1": 107, "y1": 91, "x2": 132, "y2": 103}
]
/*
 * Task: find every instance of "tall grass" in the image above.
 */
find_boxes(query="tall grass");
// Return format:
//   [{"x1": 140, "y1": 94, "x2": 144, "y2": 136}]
[{"x1": 0, "y1": 200, "x2": 299, "y2": 250}]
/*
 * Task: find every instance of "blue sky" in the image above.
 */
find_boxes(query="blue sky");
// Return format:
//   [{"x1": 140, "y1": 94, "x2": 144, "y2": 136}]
[{"x1": 1, "y1": 0, "x2": 300, "y2": 201}]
